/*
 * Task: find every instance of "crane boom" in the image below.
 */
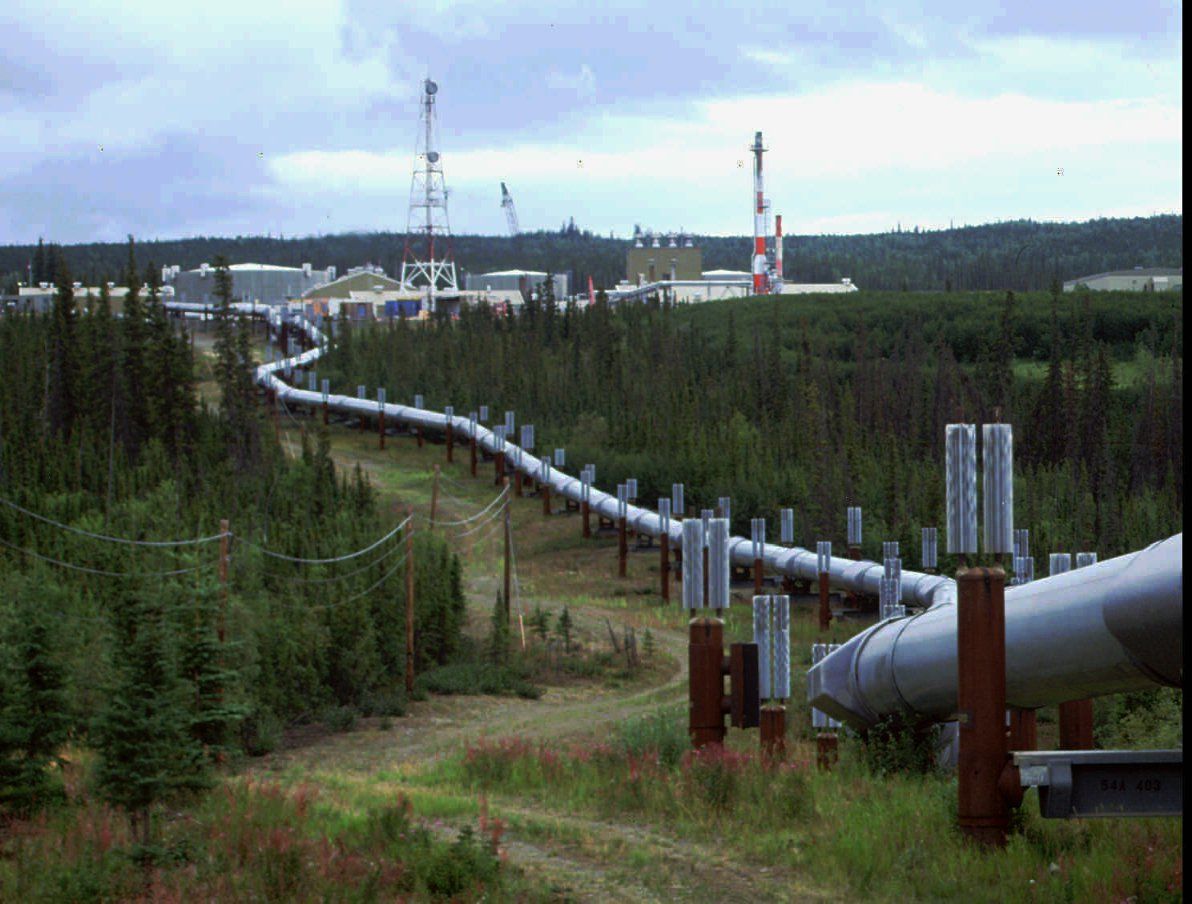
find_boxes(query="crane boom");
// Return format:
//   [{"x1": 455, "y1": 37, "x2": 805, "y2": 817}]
[{"x1": 500, "y1": 181, "x2": 520, "y2": 236}]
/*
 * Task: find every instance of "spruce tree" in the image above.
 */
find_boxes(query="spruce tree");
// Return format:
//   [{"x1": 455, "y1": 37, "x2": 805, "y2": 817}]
[
  {"x1": 47, "y1": 250, "x2": 80, "y2": 438},
  {"x1": 93, "y1": 593, "x2": 208, "y2": 845},
  {"x1": 554, "y1": 605, "x2": 573, "y2": 654}
]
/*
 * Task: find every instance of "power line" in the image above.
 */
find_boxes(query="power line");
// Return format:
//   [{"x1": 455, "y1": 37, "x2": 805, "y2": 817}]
[
  {"x1": 235, "y1": 514, "x2": 412, "y2": 565},
  {"x1": 0, "y1": 536, "x2": 208, "y2": 578},
  {"x1": 0, "y1": 495, "x2": 227, "y2": 547}
]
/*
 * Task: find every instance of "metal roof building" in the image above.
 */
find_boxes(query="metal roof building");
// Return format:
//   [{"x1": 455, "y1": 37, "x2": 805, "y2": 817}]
[
  {"x1": 463, "y1": 269, "x2": 568, "y2": 300},
  {"x1": 1063, "y1": 267, "x2": 1182, "y2": 292},
  {"x1": 169, "y1": 262, "x2": 335, "y2": 306}
]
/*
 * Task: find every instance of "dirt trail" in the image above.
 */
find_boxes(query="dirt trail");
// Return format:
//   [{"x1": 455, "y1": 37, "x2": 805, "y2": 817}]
[{"x1": 252, "y1": 423, "x2": 830, "y2": 902}]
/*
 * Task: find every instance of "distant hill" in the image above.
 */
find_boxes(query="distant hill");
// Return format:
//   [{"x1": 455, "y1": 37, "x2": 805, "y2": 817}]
[{"x1": 1, "y1": 214, "x2": 1180, "y2": 294}]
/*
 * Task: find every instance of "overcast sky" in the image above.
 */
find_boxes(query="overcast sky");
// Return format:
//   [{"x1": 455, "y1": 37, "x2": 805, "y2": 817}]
[{"x1": 0, "y1": 1, "x2": 1181, "y2": 245}]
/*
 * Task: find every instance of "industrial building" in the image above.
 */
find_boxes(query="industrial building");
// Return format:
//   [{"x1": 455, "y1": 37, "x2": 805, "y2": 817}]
[
  {"x1": 168, "y1": 261, "x2": 335, "y2": 306},
  {"x1": 1063, "y1": 267, "x2": 1182, "y2": 292},
  {"x1": 299, "y1": 270, "x2": 422, "y2": 321},
  {"x1": 5, "y1": 282, "x2": 171, "y2": 315},
  {"x1": 463, "y1": 269, "x2": 568, "y2": 301},
  {"x1": 626, "y1": 233, "x2": 703, "y2": 283}
]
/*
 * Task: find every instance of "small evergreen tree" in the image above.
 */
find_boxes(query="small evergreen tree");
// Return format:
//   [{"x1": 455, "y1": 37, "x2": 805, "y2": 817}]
[
  {"x1": 642, "y1": 627, "x2": 656, "y2": 662},
  {"x1": 554, "y1": 605, "x2": 573, "y2": 654},
  {"x1": 530, "y1": 605, "x2": 550, "y2": 643},
  {"x1": 0, "y1": 592, "x2": 72, "y2": 816},
  {"x1": 93, "y1": 593, "x2": 209, "y2": 845}
]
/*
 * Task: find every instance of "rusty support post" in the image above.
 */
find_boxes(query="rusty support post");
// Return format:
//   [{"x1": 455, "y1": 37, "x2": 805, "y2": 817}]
[
  {"x1": 378, "y1": 407, "x2": 385, "y2": 450},
  {"x1": 405, "y1": 512, "x2": 415, "y2": 694},
  {"x1": 322, "y1": 400, "x2": 328, "y2": 426},
  {"x1": 416, "y1": 424, "x2": 423, "y2": 448},
  {"x1": 688, "y1": 618, "x2": 726, "y2": 748},
  {"x1": 446, "y1": 422, "x2": 453, "y2": 463},
  {"x1": 816, "y1": 733, "x2": 838, "y2": 771},
  {"x1": 957, "y1": 566, "x2": 1011, "y2": 847},
  {"x1": 845, "y1": 545, "x2": 861, "y2": 608},
  {"x1": 760, "y1": 705, "x2": 786, "y2": 759},
  {"x1": 1009, "y1": 709, "x2": 1037, "y2": 751},
  {"x1": 494, "y1": 452, "x2": 505, "y2": 485},
  {"x1": 818, "y1": 571, "x2": 832, "y2": 631},
  {"x1": 1058, "y1": 700, "x2": 1095, "y2": 750},
  {"x1": 470, "y1": 435, "x2": 478, "y2": 476},
  {"x1": 513, "y1": 469, "x2": 523, "y2": 497},
  {"x1": 618, "y1": 517, "x2": 628, "y2": 578},
  {"x1": 542, "y1": 483, "x2": 551, "y2": 517},
  {"x1": 753, "y1": 557, "x2": 764, "y2": 597},
  {"x1": 581, "y1": 499, "x2": 591, "y2": 538},
  {"x1": 660, "y1": 533, "x2": 671, "y2": 603}
]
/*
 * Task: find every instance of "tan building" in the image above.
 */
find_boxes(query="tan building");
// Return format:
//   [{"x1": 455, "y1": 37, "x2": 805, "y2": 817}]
[{"x1": 626, "y1": 245, "x2": 703, "y2": 283}]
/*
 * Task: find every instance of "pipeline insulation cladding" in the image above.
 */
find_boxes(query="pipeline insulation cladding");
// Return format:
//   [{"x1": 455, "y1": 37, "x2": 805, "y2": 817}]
[
  {"x1": 753, "y1": 596, "x2": 772, "y2": 700},
  {"x1": 707, "y1": 518, "x2": 731, "y2": 609},
  {"x1": 681, "y1": 519, "x2": 704, "y2": 610}
]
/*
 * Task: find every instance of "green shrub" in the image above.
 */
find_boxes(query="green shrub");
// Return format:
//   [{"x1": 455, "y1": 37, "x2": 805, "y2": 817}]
[
  {"x1": 239, "y1": 706, "x2": 283, "y2": 757},
  {"x1": 321, "y1": 706, "x2": 357, "y2": 733},
  {"x1": 360, "y1": 687, "x2": 407, "y2": 718},
  {"x1": 859, "y1": 715, "x2": 937, "y2": 777},
  {"x1": 417, "y1": 662, "x2": 540, "y2": 700},
  {"x1": 614, "y1": 706, "x2": 689, "y2": 769}
]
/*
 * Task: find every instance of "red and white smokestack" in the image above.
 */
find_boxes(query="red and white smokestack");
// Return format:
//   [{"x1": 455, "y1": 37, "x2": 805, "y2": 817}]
[
  {"x1": 751, "y1": 131, "x2": 767, "y2": 294},
  {"x1": 774, "y1": 214, "x2": 783, "y2": 290}
]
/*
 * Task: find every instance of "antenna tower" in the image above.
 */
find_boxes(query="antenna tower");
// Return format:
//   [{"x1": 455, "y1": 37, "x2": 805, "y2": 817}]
[
  {"x1": 500, "y1": 182, "x2": 520, "y2": 236},
  {"x1": 401, "y1": 77, "x2": 458, "y2": 311}
]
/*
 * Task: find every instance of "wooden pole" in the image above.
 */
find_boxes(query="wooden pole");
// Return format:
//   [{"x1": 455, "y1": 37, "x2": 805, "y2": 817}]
[
  {"x1": 405, "y1": 510, "x2": 416, "y2": 694},
  {"x1": 429, "y1": 464, "x2": 440, "y2": 532},
  {"x1": 503, "y1": 479, "x2": 512, "y2": 622},
  {"x1": 218, "y1": 518, "x2": 229, "y2": 644}
]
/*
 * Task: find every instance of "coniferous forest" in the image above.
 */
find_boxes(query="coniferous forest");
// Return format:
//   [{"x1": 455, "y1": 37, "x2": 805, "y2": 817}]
[
  {"x1": 3, "y1": 213, "x2": 1181, "y2": 295},
  {"x1": 321, "y1": 288, "x2": 1182, "y2": 567},
  {"x1": 0, "y1": 245, "x2": 464, "y2": 823}
]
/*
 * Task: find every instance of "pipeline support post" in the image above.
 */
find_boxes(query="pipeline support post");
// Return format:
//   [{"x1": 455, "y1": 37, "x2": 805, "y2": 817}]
[
  {"x1": 688, "y1": 618, "x2": 726, "y2": 748},
  {"x1": 581, "y1": 500, "x2": 591, "y2": 539},
  {"x1": 470, "y1": 435, "x2": 478, "y2": 477},
  {"x1": 618, "y1": 517, "x2": 628, "y2": 578},
  {"x1": 378, "y1": 407, "x2": 385, "y2": 450},
  {"x1": 416, "y1": 424, "x2": 423, "y2": 448},
  {"x1": 760, "y1": 705, "x2": 786, "y2": 760},
  {"x1": 513, "y1": 469, "x2": 523, "y2": 498},
  {"x1": 1009, "y1": 709, "x2": 1037, "y2": 752},
  {"x1": 445, "y1": 422, "x2": 453, "y2": 463},
  {"x1": 816, "y1": 733, "x2": 838, "y2": 771},
  {"x1": 1058, "y1": 700, "x2": 1095, "y2": 750},
  {"x1": 542, "y1": 483, "x2": 551, "y2": 517},
  {"x1": 818, "y1": 571, "x2": 832, "y2": 631},
  {"x1": 957, "y1": 565, "x2": 1017, "y2": 847},
  {"x1": 753, "y1": 557, "x2": 764, "y2": 596}
]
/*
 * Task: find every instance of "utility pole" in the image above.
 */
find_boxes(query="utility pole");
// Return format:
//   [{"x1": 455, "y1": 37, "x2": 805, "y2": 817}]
[
  {"x1": 405, "y1": 509, "x2": 416, "y2": 694},
  {"x1": 218, "y1": 518, "x2": 229, "y2": 644},
  {"x1": 503, "y1": 477, "x2": 512, "y2": 623}
]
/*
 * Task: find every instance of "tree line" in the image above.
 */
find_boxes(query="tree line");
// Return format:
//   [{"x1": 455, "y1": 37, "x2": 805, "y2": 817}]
[{"x1": 1, "y1": 214, "x2": 1181, "y2": 296}]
